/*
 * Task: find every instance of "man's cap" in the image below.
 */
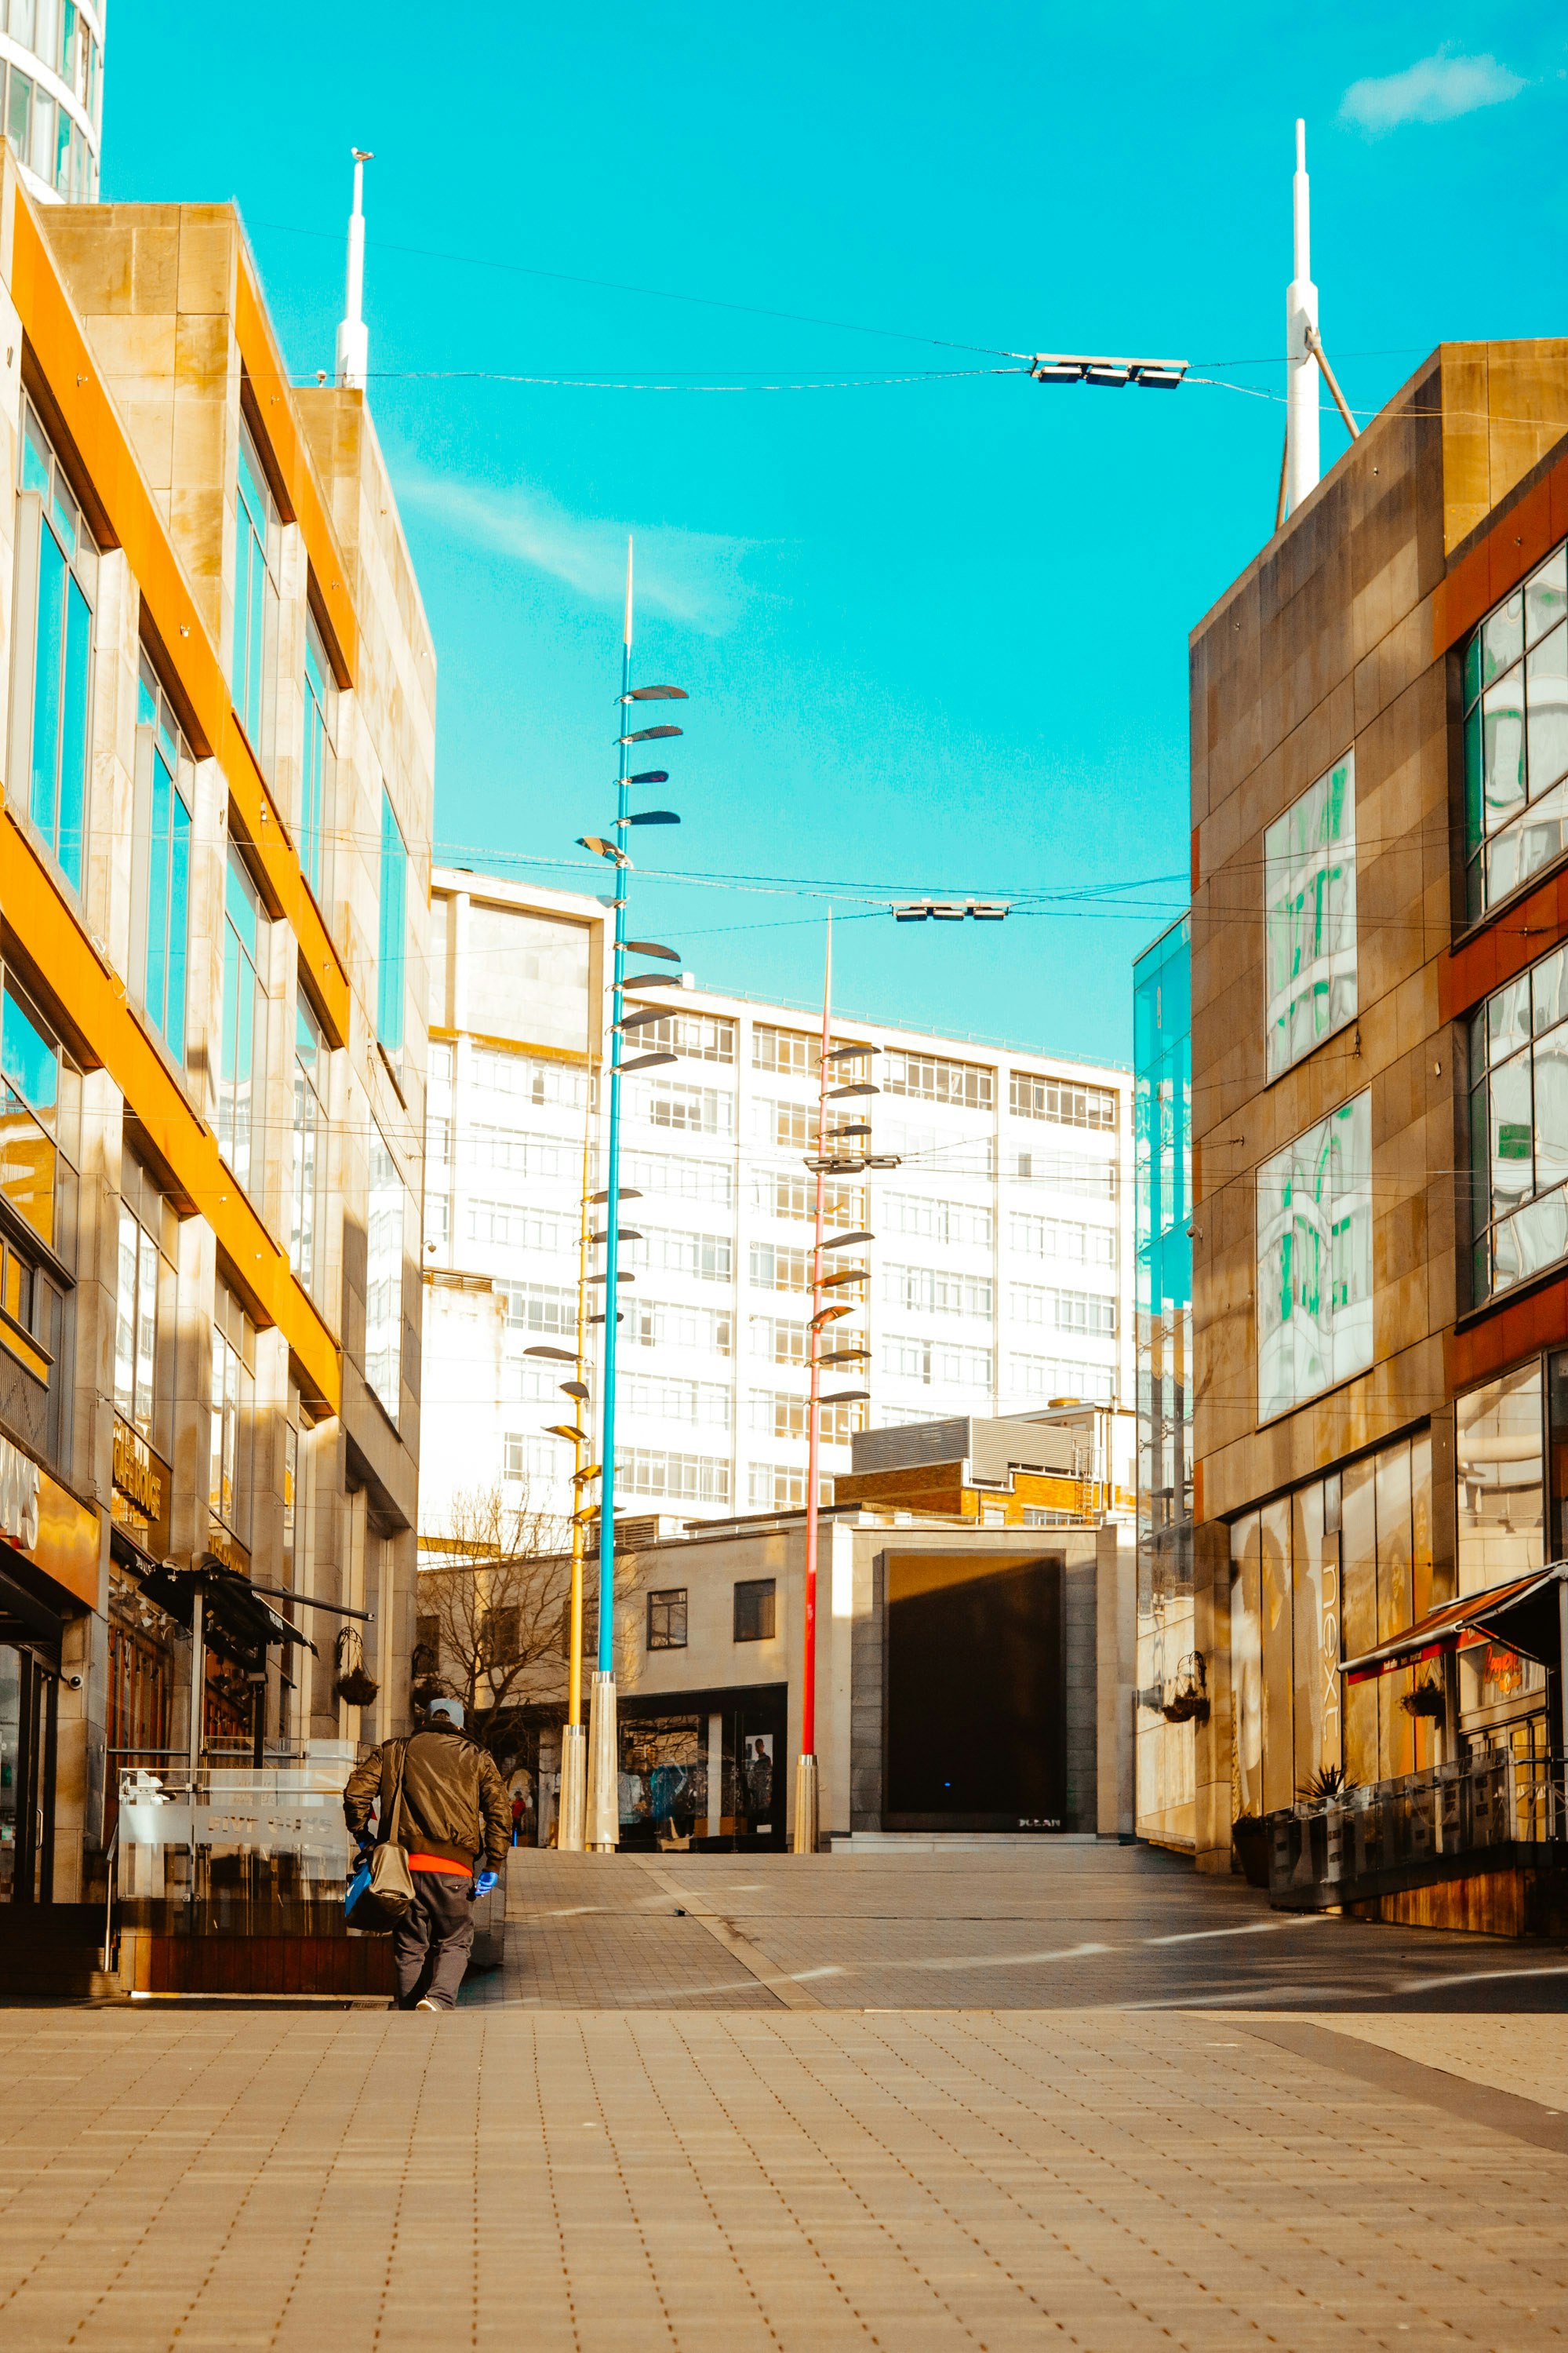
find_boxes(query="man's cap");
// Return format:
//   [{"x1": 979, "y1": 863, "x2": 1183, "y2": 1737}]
[{"x1": 424, "y1": 1696, "x2": 465, "y2": 1728}]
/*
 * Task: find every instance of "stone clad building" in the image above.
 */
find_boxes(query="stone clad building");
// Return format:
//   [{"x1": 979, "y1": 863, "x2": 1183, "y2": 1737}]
[
  {"x1": 0, "y1": 163, "x2": 434, "y2": 1907},
  {"x1": 1188, "y1": 339, "x2": 1568, "y2": 1874}
]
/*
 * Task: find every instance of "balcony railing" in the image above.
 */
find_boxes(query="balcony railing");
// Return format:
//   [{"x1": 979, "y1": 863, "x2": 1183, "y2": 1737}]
[{"x1": 1266, "y1": 1746, "x2": 1566, "y2": 1912}]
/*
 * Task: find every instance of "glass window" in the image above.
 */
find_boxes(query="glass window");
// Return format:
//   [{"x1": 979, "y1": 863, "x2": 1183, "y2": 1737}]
[
  {"x1": 646, "y1": 1589, "x2": 688, "y2": 1650},
  {"x1": 366, "y1": 1124, "x2": 403, "y2": 1420},
  {"x1": 209, "y1": 1284, "x2": 255, "y2": 1546},
  {"x1": 733, "y1": 1579, "x2": 777, "y2": 1642},
  {"x1": 290, "y1": 996, "x2": 327, "y2": 1291},
  {"x1": 377, "y1": 789, "x2": 407, "y2": 1053},
  {"x1": 6, "y1": 70, "x2": 30, "y2": 161},
  {"x1": 300, "y1": 608, "x2": 336, "y2": 902},
  {"x1": 28, "y1": 86, "x2": 52, "y2": 180},
  {"x1": 615, "y1": 1447, "x2": 729, "y2": 1505},
  {"x1": 1468, "y1": 938, "x2": 1568, "y2": 1302},
  {"x1": 231, "y1": 417, "x2": 279, "y2": 759},
  {"x1": 18, "y1": 399, "x2": 96, "y2": 891},
  {"x1": 114, "y1": 1206, "x2": 158, "y2": 1437},
  {"x1": 1457, "y1": 1364, "x2": 1543, "y2": 1596},
  {"x1": 1009, "y1": 1073, "x2": 1118, "y2": 1128},
  {"x1": 1263, "y1": 753, "x2": 1357, "y2": 1080},
  {"x1": 217, "y1": 849, "x2": 265, "y2": 1193},
  {"x1": 137, "y1": 654, "x2": 192, "y2": 1065},
  {"x1": 1257, "y1": 1091, "x2": 1373, "y2": 1420},
  {"x1": 1464, "y1": 544, "x2": 1568, "y2": 919},
  {"x1": 883, "y1": 1050, "x2": 991, "y2": 1108},
  {"x1": 625, "y1": 1007, "x2": 735, "y2": 1065}
]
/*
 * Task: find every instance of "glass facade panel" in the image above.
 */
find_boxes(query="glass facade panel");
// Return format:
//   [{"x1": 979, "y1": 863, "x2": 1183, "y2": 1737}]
[
  {"x1": 1457, "y1": 1364, "x2": 1543, "y2": 1596},
  {"x1": 1263, "y1": 753, "x2": 1356, "y2": 1080},
  {"x1": 217, "y1": 850, "x2": 264, "y2": 1193},
  {"x1": 300, "y1": 610, "x2": 335, "y2": 900},
  {"x1": 377, "y1": 790, "x2": 407, "y2": 1052},
  {"x1": 1468, "y1": 939, "x2": 1568, "y2": 1302},
  {"x1": 366, "y1": 1124, "x2": 403, "y2": 1421},
  {"x1": 231, "y1": 421, "x2": 278, "y2": 759},
  {"x1": 1229, "y1": 1514, "x2": 1262, "y2": 1821},
  {"x1": 138, "y1": 655, "x2": 192, "y2": 1063},
  {"x1": 20, "y1": 403, "x2": 96, "y2": 890},
  {"x1": 1340, "y1": 1458, "x2": 1379, "y2": 1785},
  {"x1": 290, "y1": 998, "x2": 326, "y2": 1291},
  {"x1": 1464, "y1": 542, "x2": 1568, "y2": 916},
  {"x1": 1259, "y1": 1497, "x2": 1293, "y2": 1816},
  {"x1": 1256, "y1": 1091, "x2": 1373, "y2": 1419}
]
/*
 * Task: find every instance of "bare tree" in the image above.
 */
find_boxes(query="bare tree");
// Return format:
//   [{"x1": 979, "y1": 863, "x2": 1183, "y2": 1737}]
[{"x1": 414, "y1": 1483, "x2": 642, "y2": 1757}]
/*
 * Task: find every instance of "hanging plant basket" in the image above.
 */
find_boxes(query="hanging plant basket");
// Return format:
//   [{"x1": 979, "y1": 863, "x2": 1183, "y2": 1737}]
[
  {"x1": 333, "y1": 1666, "x2": 380, "y2": 1708},
  {"x1": 1401, "y1": 1681, "x2": 1445, "y2": 1721}
]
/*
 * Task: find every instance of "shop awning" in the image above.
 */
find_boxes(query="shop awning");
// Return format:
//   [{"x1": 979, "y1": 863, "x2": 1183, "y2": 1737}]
[
  {"x1": 135, "y1": 1559, "x2": 317, "y2": 1666},
  {"x1": 1341, "y1": 1561, "x2": 1568, "y2": 1684}
]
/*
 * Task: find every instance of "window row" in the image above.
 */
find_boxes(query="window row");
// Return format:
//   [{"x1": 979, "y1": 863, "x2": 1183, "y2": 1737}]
[
  {"x1": 2, "y1": 55, "x2": 95, "y2": 197},
  {"x1": 646, "y1": 1577, "x2": 778, "y2": 1648}
]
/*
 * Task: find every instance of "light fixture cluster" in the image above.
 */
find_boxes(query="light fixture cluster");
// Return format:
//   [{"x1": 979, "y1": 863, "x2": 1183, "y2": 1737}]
[{"x1": 1026, "y1": 351, "x2": 1188, "y2": 389}]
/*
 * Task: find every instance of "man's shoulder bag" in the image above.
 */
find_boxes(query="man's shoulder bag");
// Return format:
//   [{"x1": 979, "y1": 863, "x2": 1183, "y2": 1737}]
[{"x1": 346, "y1": 1739, "x2": 417, "y2": 1932}]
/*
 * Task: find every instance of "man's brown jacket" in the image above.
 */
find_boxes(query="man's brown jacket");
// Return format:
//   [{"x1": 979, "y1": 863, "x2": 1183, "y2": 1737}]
[{"x1": 344, "y1": 1718, "x2": 511, "y2": 1872}]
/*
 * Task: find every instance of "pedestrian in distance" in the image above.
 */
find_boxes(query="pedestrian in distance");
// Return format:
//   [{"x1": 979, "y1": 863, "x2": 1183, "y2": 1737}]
[{"x1": 344, "y1": 1696, "x2": 510, "y2": 2012}]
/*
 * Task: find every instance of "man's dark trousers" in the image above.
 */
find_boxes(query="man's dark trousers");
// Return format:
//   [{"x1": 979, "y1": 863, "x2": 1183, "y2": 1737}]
[{"x1": 395, "y1": 1870, "x2": 475, "y2": 2009}]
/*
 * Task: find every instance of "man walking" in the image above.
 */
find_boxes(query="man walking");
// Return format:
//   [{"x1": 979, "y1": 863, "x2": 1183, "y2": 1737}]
[{"x1": 344, "y1": 1696, "x2": 511, "y2": 2011}]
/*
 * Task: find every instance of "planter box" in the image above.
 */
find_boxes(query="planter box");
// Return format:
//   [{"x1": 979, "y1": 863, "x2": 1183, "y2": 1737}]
[{"x1": 115, "y1": 1929, "x2": 395, "y2": 1996}]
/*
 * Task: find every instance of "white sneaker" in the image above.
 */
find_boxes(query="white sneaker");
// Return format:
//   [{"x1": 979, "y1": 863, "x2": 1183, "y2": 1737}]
[{"x1": 414, "y1": 1998, "x2": 440, "y2": 2012}]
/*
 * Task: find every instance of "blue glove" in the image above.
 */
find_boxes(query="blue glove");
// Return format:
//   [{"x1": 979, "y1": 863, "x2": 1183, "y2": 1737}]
[{"x1": 474, "y1": 1870, "x2": 499, "y2": 1898}]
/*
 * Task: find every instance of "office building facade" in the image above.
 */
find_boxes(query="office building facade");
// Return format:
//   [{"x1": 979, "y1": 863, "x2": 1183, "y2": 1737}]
[
  {"x1": 1188, "y1": 337, "x2": 1568, "y2": 1877},
  {"x1": 420, "y1": 869, "x2": 1133, "y2": 1547},
  {"x1": 0, "y1": 175, "x2": 434, "y2": 1903}
]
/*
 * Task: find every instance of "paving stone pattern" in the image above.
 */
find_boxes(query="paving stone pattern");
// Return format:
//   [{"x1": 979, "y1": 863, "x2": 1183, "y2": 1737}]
[
  {"x1": 3, "y1": 2004, "x2": 1568, "y2": 2349},
  {"x1": 497, "y1": 1845, "x2": 1568, "y2": 2013},
  {"x1": 2, "y1": 1846, "x2": 1567, "y2": 2348}
]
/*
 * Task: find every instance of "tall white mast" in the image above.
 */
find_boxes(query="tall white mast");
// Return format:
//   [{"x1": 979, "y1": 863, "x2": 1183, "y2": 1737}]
[
  {"x1": 1284, "y1": 118, "x2": 1319, "y2": 516},
  {"x1": 335, "y1": 148, "x2": 373, "y2": 392}
]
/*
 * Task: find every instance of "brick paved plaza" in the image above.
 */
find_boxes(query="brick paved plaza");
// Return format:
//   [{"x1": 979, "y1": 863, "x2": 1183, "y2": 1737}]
[{"x1": 3, "y1": 1845, "x2": 1568, "y2": 2350}]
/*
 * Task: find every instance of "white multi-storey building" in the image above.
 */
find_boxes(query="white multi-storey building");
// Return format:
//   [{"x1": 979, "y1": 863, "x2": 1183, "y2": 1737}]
[{"x1": 420, "y1": 869, "x2": 1133, "y2": 1541}]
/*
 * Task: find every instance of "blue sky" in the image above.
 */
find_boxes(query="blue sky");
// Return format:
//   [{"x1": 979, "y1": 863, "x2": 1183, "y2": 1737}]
[{"x1": 108, "y1": 4, "x2": 1565, "y2": 1064}]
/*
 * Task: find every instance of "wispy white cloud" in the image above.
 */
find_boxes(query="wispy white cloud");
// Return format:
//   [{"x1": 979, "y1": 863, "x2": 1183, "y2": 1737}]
[
  {"x1": 396, "y1": 465, "x2": 753, "y2": 634},
  {"x1": 1340, "y1": 46, "x2": 1526, "y2": 134}
]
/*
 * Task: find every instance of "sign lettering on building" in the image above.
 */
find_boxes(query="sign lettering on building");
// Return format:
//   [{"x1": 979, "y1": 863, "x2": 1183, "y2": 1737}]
[{"x1": 111, "y1": 1415, "x2": 171, "y2": 1560}]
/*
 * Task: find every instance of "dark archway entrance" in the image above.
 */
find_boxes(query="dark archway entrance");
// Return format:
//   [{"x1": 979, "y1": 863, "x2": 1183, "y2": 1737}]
[{"x1": 884, "y1": 1550, "x2": 1065, "y2": 1831}]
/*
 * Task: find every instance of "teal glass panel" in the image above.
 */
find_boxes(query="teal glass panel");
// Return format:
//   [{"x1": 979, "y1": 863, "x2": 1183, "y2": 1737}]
[
  {"x1": 145, "y1": 747, "x2": 171, "y2": 1036},
  {"x1": 2, "y1": 985, "x2": 57, "y2": 1110},
  {"x1": 30, "y1": 524, "x2": 64, "y2": 854},
  {"x1": 166, "y1": 792, "x2": 190, "y2": 1064}
]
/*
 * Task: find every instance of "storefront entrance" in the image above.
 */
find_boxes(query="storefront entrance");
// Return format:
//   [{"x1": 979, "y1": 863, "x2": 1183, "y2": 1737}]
[
  {"x1": 0, "y1": 1641, "x2": 57, "y2": 1902},
  {"x1": 617, "y1": 1683, "x2": 788, "y2": 1850}
]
